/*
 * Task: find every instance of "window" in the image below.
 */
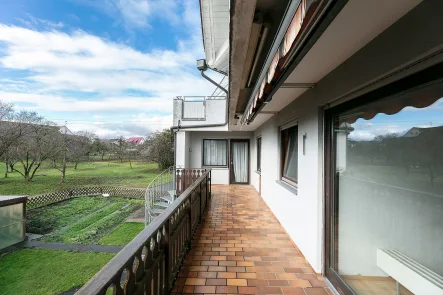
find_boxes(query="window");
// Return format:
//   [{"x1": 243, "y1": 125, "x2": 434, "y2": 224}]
[
  {"x1": 203, "y1": 139, "x2": 227, "y2": 166},
  {"x1": 325, "y1": 72, "x2": 443, "y2": 295},
  {"x1": 257, "y1": 137, "x2": 261, "y2": 172},
  {"x1": 281, "y1": 124, "x2": 298, "y2": 185}
]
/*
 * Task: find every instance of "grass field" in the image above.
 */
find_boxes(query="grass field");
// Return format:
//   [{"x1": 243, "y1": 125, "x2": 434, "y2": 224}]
[
  {"x1": 0, "y1": 248, "x2": 114, "y2": 295},
  {"x1": 28, "y1": 197, "x2": 144, "y2": 244},
  {"x1": 0, "y1": 160, "x2": 160, "y2": 195},
  {"x1": 0, "y1": 161, "x2": 153, "y2": 294},
  {"x1": 98, "y1": 222, "x2": 145, "y2": 246}
]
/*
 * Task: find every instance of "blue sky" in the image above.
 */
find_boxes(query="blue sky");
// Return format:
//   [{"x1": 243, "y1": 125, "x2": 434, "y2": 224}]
[{"x1": 0, "y1": 0, "x2": 220, "y2": 137}]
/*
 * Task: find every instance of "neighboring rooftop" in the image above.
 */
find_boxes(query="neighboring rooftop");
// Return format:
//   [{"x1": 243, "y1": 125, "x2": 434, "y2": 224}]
[{"x1": 127, "y1": 137, "x2": 144, "y2": 145}]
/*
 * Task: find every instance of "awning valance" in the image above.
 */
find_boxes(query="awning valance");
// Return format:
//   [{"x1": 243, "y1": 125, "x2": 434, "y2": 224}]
[{"x1": 242, "y1": 0, "x2": 323, "y2": 125}]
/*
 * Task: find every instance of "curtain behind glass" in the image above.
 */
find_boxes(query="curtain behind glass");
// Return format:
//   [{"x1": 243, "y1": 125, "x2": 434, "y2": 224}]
[
  {"x1": 232, "y1": 142, "x2": 248, "y2": 183},
  {"x1": 203, "y1": 140, "x2": 227, "y2": 166},
  {"x1": 283, "y1": 126, "x2": 298, "y2": 182}
]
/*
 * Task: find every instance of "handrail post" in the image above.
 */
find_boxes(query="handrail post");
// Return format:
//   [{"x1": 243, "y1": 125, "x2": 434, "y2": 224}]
[
  {"x1": 187, "y1": 192, "x2": 192, "y2": 250},
  {"x1": 209, "y1": 170, "x2": 212, "y2": 198},
  {"x1": 164, "y1": 221, "x2": 171, "y2": 293},
  {"x1": 199, "y1": 182, "x2": 202, "y2": 222}
]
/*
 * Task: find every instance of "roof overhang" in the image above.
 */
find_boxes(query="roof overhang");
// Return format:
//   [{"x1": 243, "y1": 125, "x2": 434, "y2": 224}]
[{"x1": 200, "y1": 0, "x2": 230, "y2": 74}]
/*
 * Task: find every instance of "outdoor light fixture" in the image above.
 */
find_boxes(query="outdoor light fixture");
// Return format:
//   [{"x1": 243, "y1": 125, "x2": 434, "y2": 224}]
[{"x1": 197, "y1": 59, "x2": 208, "y2": 71}]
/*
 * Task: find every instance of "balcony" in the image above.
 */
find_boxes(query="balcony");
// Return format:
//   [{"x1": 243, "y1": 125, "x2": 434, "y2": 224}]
[
  {"x1": 173, "y1": 96, "x2": 227, "y2": 128},
  {"x1": 76, "y1": 171, "x2": 331, "y2": 295}
]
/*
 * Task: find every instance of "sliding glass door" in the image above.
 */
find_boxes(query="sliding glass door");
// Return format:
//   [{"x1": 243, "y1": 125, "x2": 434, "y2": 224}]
[{"x1": 325, "y1": 65, "x2": 443, "y2": 295}]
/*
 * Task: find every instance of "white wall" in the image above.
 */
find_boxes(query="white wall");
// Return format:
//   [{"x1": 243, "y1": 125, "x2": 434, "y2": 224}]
[
  {"x1": 173, "y1": 0, "x2": 443, "y2": 276},
  {"x1": 252, "y1": 106, "x2": 324, "y2": 272},
  {"x1": 175, "y1": 131, "x2": 186, "y2": 168},
  {"x1": 188, "y1": 131, "x2": 253, "y2": 184},
  {"x1": 173, "y1": 98, "x2": 227, "y2": 128},
  {"x1": 248, "y1": 0, "x2": 443, "y2": 273}
]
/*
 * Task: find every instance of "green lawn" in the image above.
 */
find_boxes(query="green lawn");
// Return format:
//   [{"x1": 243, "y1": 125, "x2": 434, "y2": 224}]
[
  {"x1": 0, "y1": 248, "x2": 114, "y2": 295},
  {"x1": 98, "y1": 222, "x2": 145, "y2": 246},
  {"x1": 0, "y1": 160, "x2": 160, "y2": 195}
]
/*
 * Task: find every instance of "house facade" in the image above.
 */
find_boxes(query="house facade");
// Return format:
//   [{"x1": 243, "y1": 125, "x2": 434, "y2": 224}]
[{"x1": 172, "y1": 0, "x2": 443, "y2": 294}]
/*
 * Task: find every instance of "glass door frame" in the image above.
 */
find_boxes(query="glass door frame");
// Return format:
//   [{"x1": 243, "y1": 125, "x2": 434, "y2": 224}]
[
  {"x1": 229, "y1": 139, "x2": 250, "y2": 184},
  {"x1": 323, "y1": 62, "x2": 443, "y2": 295}
]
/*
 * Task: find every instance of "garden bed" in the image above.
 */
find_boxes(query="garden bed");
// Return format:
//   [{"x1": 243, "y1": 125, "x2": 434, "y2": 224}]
[{"x1": 28, "y1": 196, "x2": 144, "y2": 245}]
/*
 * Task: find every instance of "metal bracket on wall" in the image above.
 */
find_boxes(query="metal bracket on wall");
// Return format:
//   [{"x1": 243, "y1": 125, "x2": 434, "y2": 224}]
[{"x1": 280, "y1": 83, "x2": 316, "y2": 89}]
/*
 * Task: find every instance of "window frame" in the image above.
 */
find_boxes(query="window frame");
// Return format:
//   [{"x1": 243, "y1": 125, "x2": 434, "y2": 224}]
[
  {"x1": 256, "y1": 136, "x2": 262, "y2": 172},
  {"x1": 324, "y1": 62, "x2": 443, "y2": 295},
  {"x1": 202, "y1": 138, "x2": 228, "y2": 168},
  {"x1": 280, "y1": 121, "x2": 298, "y2": 187}
]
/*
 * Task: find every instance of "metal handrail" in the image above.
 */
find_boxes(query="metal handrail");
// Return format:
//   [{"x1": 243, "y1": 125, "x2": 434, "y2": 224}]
[
  {"x1": 76, "y1": 169, "x2": 211, "y2": 295},
  {"x1": 145, "y1": 166, "x2": 175, "y2": 225},
  {"x1": 175, "y1": 96, "x2": 226, "y2": 101}
]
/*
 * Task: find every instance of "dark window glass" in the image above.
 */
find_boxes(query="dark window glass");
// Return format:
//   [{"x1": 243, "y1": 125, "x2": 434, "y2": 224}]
[
  {"x1": 281, "y1": 125, "x2": 298, "y2": 184},
  {"x1": 329, "y1": 82, "x2": 443, "y2": 294},
  {"x1": 257, "y1": 137, "x2": 261, "y2": 172}
]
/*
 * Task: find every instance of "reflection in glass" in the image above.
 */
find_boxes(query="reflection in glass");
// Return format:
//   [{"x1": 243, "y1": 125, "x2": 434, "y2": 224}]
[
  {"x1": 0, "y1": 203, "x2": 25, "y2": 250},
  {"x1": 333, "y1": 92, "x2": 443, "y2": 294}
]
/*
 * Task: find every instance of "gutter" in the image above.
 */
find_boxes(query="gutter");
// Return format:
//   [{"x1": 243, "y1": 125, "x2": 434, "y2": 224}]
[{"x1": 170, "y1": 70, "x2": 229, "y2": 132}]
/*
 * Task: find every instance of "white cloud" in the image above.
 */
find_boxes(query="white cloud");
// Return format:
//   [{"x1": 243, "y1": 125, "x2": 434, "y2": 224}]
[
  {"x1": 68, "y1": 113, "x2": 173, "y2": 137},
  {"x1": 349, "y1": 121, "x2": 410, "y2": 141},
  {"x1": 16, "y1": 13, "x2": 64, "y2": 30},
  {"x1": 0, "y1": 24, "x2": 219, "y2": 95},
  {"x1": 0, "y1": 15, "x2": 223, "y2": 137}
]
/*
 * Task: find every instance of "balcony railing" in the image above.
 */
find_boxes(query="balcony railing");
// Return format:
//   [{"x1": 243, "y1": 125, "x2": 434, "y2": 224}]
[
  {"x1": 175, "y1": 96, "x2": 226, "y2": 121},
  {"x1": 76, "y1": 169, "x2": 211, "y2": 295},
  {"x1": 145, "y1": 167, "x2": 208, "y2": 225}
]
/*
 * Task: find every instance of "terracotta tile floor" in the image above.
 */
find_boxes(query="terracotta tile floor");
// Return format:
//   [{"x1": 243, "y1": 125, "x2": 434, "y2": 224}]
[{"x1": 172, "y1": 185, "x2": 332, "y2": 295}]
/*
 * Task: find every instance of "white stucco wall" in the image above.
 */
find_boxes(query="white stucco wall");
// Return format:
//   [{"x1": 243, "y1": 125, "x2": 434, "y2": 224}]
[
  {"x1": 248, "y1": 0, "x2": 443, "y2": 273},
  {"x1": 174, "y1": 0, "x2": 443, "y2": 276},
  {"x1": 251, "y1": 103, "x2": 324, "y2": 272},
  {"x1": 187, "y1": 131, "x2": 253, "y2": 184},
  {"x1": 175, "y1": 131, "x2": 186, "y2": 168},
  {"x1": 173, "y1": 99, "x2": 227, "y2": 128}
]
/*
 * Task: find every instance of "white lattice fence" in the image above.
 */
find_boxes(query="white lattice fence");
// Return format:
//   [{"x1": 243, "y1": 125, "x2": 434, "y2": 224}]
[{"x1": 27, "y1": 186, "x2": 147, "y2": 210}]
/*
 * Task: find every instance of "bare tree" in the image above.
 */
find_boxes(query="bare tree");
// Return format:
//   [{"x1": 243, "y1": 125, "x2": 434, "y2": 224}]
[
  {"x1": 0, "y1": 101, "x2": 13, "y2": 121},
  {"x1": 115, "y1": 136, "x2": 127, "y2": 162},
  {"x1": 12, "y1": 121, "x2": 62, "y2": 181},
  {"x1": 90, "y1": 138, "x2": 109, "y2": 161},
  {"x1": 68, "y1": 133, "x2": 90, "y2": 170},
  {"x1": 140, "y1": 129, "x2": 174, "y2": 169},
  {"x1": 3, "y1": 144, "x2": 20, "y2": 178},
  {"x1": 0, "y1": 101, "x2": 44, "y2": 158},
  {"x1": 75, "y1": 131, "x2": 97, "y2": 161}
]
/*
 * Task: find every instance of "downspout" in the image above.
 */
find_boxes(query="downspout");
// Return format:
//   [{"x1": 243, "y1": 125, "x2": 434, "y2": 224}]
[{"x1": 170, "y1": 70, "x2": 229, "y2": 131}]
